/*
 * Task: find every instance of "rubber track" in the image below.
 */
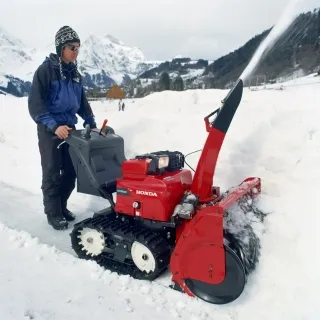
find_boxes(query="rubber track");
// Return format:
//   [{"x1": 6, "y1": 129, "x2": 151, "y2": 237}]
[{"x1": 71, "y1": 214, "x2": 171, "y2": 281}]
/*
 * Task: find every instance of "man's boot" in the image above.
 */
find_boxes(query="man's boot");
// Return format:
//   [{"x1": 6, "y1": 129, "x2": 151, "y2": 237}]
[
  {"x1": 62, "y1": 207, "x2": 76, "y2": 221},
  {"x1": 45, "y1": 197, "x2": 68, "y2": 230},
  {"x1": 61, "y1": 197, "x2": 76, "y2": 221},
  {"x1": 47, "y1": 214, "x2": 68, "y2": 230}
]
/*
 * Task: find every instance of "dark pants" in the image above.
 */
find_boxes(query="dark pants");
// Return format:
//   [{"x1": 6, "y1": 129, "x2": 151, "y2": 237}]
[{"x1": 37, "y1": 124, "x2": 76, "y2": 217}]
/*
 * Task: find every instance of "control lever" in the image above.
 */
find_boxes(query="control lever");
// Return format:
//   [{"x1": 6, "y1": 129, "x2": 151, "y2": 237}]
[
  {"x1": 91, "y1": 119, "x2": 109, "y2": 136},
  {"x1": 99, "y1": 119, "x2": 108, "y2": 136}
]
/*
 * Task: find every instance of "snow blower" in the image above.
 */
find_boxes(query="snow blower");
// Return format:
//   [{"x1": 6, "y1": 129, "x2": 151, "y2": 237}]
[{"x1": 63, "y1": 79, "x2": 265, "y2": 304}]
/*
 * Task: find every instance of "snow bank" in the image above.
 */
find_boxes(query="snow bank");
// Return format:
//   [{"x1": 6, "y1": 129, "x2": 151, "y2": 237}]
[{"x1": 0, "y1": 75, "x2": 319, "y2": 319}]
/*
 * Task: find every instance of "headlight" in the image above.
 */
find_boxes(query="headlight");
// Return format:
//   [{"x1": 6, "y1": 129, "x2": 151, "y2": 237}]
[{"x1": 158, "y1": 156, "x2": 169, "y2": 169}]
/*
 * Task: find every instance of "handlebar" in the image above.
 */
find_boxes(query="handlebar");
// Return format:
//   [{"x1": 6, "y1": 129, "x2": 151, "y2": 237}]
[{"x1": 52, "y1": 120, "x2": 110, "y2": 142}]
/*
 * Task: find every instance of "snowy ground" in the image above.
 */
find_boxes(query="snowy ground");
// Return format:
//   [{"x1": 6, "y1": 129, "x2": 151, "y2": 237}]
[{"x1": 0, "y1": 75, "x2": 319, "y2": 319}]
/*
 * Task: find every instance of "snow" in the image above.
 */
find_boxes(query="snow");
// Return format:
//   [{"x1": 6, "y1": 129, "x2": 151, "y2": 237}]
[
  {"x1": 0, "y1": 74, "x2": 319, "y2": 319},
  {"x1": 274, "y1": 72, "x2": 320, "y2": 87},
  {"x1": 0, "y1": 73, "x2": 9, "y2": 87},
  {"x1": 0, "y1": 219, "x2": 200, "y2": 320},
  {"x1": 181, "y1": 69, "x2": 205, "y2": 79},
  {"x1": 181, "y1": 60, "x2": 200, "y2": 65}
]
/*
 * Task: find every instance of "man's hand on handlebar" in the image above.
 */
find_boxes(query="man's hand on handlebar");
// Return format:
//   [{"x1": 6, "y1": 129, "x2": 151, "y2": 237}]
[{"x1": 55, "y1": 125, "x2": 72, "y2": 139}]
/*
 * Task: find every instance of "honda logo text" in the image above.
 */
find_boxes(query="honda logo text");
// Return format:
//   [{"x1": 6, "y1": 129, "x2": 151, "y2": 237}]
[{"x1": 136, "y1": 190, "x2": 158, "y2": 197}]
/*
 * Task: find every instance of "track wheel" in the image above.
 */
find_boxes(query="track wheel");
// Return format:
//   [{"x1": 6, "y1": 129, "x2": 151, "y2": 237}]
[
  {"x1": 129, "y1": 233, "x2": 170, "y2": 281},
  {"x1": 184, "y1": 244, "x2": 246, "y2": 304},
  {"x1": 73, "y1": 227, "x2": 105, "y2": 258},
  {"x1": 131, "y1": 241, "x2": 156, "y2": 274}
]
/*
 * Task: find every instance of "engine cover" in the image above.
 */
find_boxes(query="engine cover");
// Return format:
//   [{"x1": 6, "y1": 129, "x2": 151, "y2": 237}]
[{"x1": 115, "y1": 158, "x2": 192, "y2": 222}]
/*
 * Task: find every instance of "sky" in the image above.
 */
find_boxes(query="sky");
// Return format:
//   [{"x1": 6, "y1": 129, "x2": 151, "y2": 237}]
[{"x1": 0, "y1": 0, "x2": 319, "y2": 61}]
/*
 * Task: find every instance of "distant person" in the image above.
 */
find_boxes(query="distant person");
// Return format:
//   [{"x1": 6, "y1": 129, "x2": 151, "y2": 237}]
[
  {"x1": 118, "y1": 99, "x2": 122, "y2": 111},
  {"x1": 121, "y1": 102, "x2": 125, "y2": 111},
  {"x1": 28, "y1": 26, "x2": 97, "y2": 230}
]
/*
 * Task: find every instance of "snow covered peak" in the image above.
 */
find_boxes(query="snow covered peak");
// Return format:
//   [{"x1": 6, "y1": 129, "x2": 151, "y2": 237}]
[
  {"x1": 77, "y1": 34, "x2": 147, "y2": 83},
  {"x1": 0, "y1": 26, "x2": 24, "y2": 47},
  {"x1": 0, "y1": 27, "x2": 33, "y2": 75},
  {"x1": 104, "y1": 34, "x2": 124, "y2": 46}
]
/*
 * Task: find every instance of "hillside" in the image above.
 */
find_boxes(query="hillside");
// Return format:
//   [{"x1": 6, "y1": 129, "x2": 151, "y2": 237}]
[
  {"x1": 202, "y1": 8, "x2": 320, "y2": 88},
  {"x1": 120, "y1": 57, "x2": 210, "y2": 98},
  {"x1": 138, "y1": 57, "x2": 209, "y2": 79}
]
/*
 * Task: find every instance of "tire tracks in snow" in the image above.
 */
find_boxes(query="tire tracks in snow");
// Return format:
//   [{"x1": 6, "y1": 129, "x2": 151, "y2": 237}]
[{"x1": 0, "y1": 181, "x2": 77, "y2": 254}]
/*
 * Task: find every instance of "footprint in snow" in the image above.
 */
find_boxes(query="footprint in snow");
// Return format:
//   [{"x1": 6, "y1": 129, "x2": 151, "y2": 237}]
[
  {"x1": 124, "y1": 298, "x2": 134, "y2": 313},
  {"x1": 24, "y1": 309, "x2": 35, "y2": 319}
]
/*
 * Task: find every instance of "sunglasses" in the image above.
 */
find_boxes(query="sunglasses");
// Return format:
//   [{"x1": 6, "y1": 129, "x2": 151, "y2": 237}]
[{"x1": 64, "y1": 44, "x2": 80, "y2": 52}]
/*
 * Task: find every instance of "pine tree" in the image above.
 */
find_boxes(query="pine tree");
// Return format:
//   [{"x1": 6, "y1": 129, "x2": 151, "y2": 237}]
[
  {"x1": 173, "y1": 76, "x2": 184, "y2": 91},
  {"x1": 159, "y1": 72, "x2": 171, "y2": 91}
]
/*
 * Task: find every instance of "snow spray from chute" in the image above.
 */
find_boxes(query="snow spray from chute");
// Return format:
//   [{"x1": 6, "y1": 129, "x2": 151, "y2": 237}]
[{"x1": 240, "y1": 0, "x2": 305, "y2": 81}]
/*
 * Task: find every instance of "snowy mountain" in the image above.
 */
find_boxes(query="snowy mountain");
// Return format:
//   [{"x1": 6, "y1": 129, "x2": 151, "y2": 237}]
[
  {"x1": 0, "y1": 26, "x2": 34, "y2": 74},
  {"x1": 0, "y1": 27, "x2": 161, "y2": 96},
  {"x1": 78, "y1": 34, "x2": 160, "y2": 84},
  {"x1": 128, "y1": 57, "x2": 212, "y2": 97},
  {"x1": 138, "y1": 57, "x2": 210, "y2": 82},
  {"x1": 0, "y1": 74, "x2": 319, "y2": 319},
  {"x1": 0, "y1": 27, "x2": 35, "y2": 96}
]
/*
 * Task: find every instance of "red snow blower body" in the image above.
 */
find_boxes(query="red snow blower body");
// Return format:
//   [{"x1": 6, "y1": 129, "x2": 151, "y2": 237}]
[{"x1": 67, "y1": 79, "x2": 264, "y2": 305}]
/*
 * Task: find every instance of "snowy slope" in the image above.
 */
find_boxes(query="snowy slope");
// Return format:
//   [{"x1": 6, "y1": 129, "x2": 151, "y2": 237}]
[{"x1": 0, "y1": 76, "x2": 319, "y2": 319}]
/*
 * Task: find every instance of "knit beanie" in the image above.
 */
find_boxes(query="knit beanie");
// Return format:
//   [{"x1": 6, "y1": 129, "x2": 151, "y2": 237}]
[
  {"x1": 54, "y1": 26, "x2": 81, "y2": 82},
  {"x1": 55, "y1": 26, "x2": 80, "y2": 57}
]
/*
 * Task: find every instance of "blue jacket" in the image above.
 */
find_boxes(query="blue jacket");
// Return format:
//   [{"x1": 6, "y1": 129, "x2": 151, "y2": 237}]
[{"x1": 28, "y1": 53, "x2": 96, "y2": 132}]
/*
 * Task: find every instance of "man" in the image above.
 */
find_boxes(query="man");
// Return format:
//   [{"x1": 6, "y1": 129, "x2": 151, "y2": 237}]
[{"x1": 28, "y1": 26, "x2": 97, "y2": 230}]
